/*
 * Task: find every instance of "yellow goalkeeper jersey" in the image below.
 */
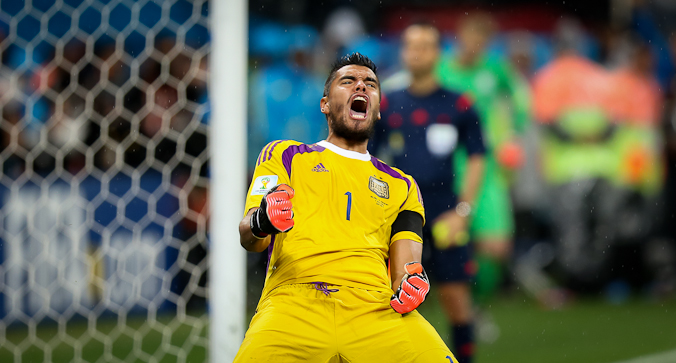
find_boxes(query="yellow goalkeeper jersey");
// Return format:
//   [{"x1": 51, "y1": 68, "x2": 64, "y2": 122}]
[{"x1": 244, "y1": 140, "x2": 425, "y2": 298}]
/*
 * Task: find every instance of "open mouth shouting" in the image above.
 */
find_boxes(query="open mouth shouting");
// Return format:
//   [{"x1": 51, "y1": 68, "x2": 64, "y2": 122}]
[{"x1": 349, "y1": 93, "x2": 369, "y2": 120}]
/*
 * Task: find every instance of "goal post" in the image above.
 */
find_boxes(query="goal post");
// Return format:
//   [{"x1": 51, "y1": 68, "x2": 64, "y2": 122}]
[{"x1": 209, "y1": 0, "x2": 248, "y2": 361}]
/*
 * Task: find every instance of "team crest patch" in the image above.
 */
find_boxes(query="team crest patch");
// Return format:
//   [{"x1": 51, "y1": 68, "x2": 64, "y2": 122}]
[
  {"x1": 369, "y1": 176, "x2": 389, "y2": 199},
  {"x1": 251, "y1": 175, "x2": 278, "y2": 195}
]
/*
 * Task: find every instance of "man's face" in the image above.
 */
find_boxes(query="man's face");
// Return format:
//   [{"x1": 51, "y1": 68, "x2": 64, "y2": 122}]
[
  {"x1": 321, "y1": 65, "x2": 381, "y2": 143},
  {"x1": 459, "y1": 26, "x2": 489, "y2": 56},
  {"x1": 401, "y1": 26, "x2": 440, "y2": 76}
]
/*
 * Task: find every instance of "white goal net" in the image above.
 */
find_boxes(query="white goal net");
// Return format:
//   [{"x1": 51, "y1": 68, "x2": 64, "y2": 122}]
[{"x1": 0, "y1": 0, "x2": 211, "y2": 361}]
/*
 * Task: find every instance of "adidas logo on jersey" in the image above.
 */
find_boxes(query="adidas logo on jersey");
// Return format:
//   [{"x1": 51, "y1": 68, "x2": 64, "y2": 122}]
[{"x1": 311, "y1": 163, "x2": 329, "y2": 172}]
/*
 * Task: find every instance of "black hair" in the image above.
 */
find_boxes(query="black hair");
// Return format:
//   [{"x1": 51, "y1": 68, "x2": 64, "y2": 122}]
[{"x1": 323, "y1": 52, "x2": 378, "y2": 97}]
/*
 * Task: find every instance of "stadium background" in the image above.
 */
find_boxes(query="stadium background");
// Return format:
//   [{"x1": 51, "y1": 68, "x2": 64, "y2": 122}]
[{"x1": 0, "y1": 0, "x2": 675, "y2": 362}]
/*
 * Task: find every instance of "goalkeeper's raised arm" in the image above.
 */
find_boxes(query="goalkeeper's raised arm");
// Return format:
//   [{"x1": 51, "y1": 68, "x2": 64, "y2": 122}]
[{"x1": 239, "y1": 184, "x2": 295, "y2": 252}]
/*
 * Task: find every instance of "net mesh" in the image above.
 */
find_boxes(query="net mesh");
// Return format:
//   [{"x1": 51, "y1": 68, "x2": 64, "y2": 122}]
[{"x1": 0, "y1": 0, "x2": 210, "y2": 361}]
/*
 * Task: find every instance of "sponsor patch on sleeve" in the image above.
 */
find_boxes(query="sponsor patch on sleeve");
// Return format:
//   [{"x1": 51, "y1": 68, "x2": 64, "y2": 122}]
[{"x1": 250, "y1": 175, "x2": 279, "y2": 195}]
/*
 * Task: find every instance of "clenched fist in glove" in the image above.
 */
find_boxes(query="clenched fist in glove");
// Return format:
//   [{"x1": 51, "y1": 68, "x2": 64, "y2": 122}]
[
  {"x1": 390, "y1": 262, "x2": 430, "y2": 314},
  {"x1": 250, "y1": 184, "x2": 295, "y2": 238}
]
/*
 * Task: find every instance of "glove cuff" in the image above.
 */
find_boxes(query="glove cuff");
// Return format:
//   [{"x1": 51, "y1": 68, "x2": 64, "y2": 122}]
[{"x1": 250, "y1": 209, "x2": 270, "y2": 238}]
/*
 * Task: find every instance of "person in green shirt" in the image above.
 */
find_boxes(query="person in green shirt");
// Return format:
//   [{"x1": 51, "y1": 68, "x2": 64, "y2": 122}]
[{"x1": 435, "y1": 13, "x2": 531, "y2": 310}]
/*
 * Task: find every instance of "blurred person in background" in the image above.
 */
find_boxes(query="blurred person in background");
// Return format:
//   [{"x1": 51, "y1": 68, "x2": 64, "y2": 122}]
[
  {"x1": 532, "y1": 18, "x2": 632, "y2": 294},
  {"x1": 248, "y1": 23, "x2": 328, "y2": 173},
  {"x1": 501, "y1": 30, "x2": 564, "y2": 309},
  {"x1": 504, "y1": 30, "x2": 550, "y2": 228},
  {"x1": 317, "y1": 8, "x2": 367, "y2": 71},
  {"x1": 372, "y1": 22, "x2": 486, "y2": 363},
  {"x1": 435, "y1": 13, "x2": 531, "y2": 326},
  {"x1": 608, "y1": 33, "x2": 667, "y2": 298},
  {"x1": 609, "y1": 35, "x2": 663, "y2": 197}
]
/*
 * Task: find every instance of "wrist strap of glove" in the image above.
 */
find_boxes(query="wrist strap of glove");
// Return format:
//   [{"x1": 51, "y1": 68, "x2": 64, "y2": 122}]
[
  {"x1": 251, "y1": 201, "x2": 280, "y2": 237},
  {"x1": 250, "y1": 208, "x2": 270, "y2": 238}
]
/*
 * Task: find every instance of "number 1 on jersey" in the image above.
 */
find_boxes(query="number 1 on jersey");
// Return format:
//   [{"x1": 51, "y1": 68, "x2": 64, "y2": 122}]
[{"x1": 344, "y1": 192, "x2": 352, "y2": 221}]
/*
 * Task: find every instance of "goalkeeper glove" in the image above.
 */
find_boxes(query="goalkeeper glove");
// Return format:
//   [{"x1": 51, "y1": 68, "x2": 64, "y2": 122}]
[
  {"x1": 390, "y1": 262, "x2": 430, "y2": 314},
  {"x1": 250, "y1": 184, "x2": 295, "y2": 238}
]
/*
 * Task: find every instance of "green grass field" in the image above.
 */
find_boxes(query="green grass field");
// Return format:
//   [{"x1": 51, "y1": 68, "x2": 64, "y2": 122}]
[
  {"x1": 3, "y1": 293, "x2": 675, "y2": 362},
  {"x1": 417, "y1": 291, "x2": 676, "y2": 363}
]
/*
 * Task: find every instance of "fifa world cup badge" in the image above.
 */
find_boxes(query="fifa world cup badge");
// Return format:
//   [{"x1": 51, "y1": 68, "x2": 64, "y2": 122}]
[
  {"x1": 251, "y1": 175, "x2": 279, "y2": 195},
  {"x1": 260, "y1": 177, "x2": 270, "y2": 190}
]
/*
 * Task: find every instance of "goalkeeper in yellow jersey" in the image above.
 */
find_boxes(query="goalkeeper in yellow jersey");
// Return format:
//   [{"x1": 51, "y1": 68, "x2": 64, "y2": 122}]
[{"x1": 235, "y1": 53, "x2": 457, "y2": 363}]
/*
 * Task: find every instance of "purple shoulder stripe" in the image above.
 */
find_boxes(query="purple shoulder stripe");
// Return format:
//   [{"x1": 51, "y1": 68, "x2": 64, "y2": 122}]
[
  {"x1": 412, "y1": 177, "x2": 424, "y2": 207},
  {"x1": 370, "y1": 156, "x2": 412, "y2": 208},
  {"x1": 370, "y1": 156, "x2": 411, "y2": 189},
  {"x1": 267, "y1": 140, "x2": 284, "y2": 162},
  {"x1": 258, "y1": 142, "x2": 273, "y2": 166},
  {"x1": 281, "y1": 143, "x2": 326, "y2": 177},
  {"x1": 261, "y1": 142, "x2": 274, "y2": 163}
]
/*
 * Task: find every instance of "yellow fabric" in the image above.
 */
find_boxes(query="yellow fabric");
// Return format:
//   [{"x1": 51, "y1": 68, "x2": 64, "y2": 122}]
[
  {"x1": 244, "y1": 140, "x2": 426, "y2": 298},
  {"x1": 234, "y1": 284, "x2": 455, "y2": 363},
  {"x1": 391, "y1": 231, "x2": 423, "y2": 244}
]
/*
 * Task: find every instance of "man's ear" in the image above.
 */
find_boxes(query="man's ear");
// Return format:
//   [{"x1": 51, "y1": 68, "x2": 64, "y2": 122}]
[
  {"x1": 377, "y1": 111, "x2": 381, "y2": 120},
  {"x1": 320, "y1": 96, "x2": 329, "y2": 115}
]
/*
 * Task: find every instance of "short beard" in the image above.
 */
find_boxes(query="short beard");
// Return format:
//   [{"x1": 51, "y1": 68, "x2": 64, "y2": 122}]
[{"x1": 328, "y1": 105, "x2": 375, "y2": 143}]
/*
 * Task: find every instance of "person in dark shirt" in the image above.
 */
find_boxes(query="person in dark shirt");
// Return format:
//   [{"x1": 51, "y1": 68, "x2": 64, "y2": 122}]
[{"x1": 371, "y1": 23, "x2": 485, "y2": 363}]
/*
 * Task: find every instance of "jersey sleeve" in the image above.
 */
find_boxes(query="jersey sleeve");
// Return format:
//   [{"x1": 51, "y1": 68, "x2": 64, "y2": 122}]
[
  {"x1": 391, "y1": 173, "x2": 426, "y2": 244},
  {"x1": 456, "y1": 95, "x2": 487, "y2": 156},
  {"x1": 243, "y1": 140, "x2": 296, "y2": 216}
]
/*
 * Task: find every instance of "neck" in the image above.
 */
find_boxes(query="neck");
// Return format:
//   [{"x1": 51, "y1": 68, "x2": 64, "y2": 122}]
[
  {"x1": 408, "y1": 72, "x2": 438, "y2": 96},
  {"x1": 325, "y1": 132, "x2": 369, "y2": 154}
]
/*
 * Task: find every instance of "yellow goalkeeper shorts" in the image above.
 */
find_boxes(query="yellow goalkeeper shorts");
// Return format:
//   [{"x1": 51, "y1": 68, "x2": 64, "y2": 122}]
[{"x1": 234, "y1": 283, "x2": 457, "y2": 363}]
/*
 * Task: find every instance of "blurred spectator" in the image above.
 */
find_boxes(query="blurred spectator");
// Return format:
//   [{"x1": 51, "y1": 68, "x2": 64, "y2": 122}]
[
  {"x1": 435, "y1": 13, "x2": 531, "y2": 316},
  {"x1": 532, "y1": 19, "x2": 613, "y2": 290},
  {"x1": 317, "y1": 8, "x2": 366, "y2": 69},
  {"x1": 247, "y1": 24, "x2": 327, "y2": 171},
  {"x1": 611, "y1": 38, "x2": 662, "y2": 126},
  {"x1": 609, "y1": 35, "x2": 664, "y2": 197},
  {"x1": 504, "y1": 30, "x2": 550, "y2": 216},
  {"x1": 531, "y1": 19, "x2": 659, "y2": 293}
]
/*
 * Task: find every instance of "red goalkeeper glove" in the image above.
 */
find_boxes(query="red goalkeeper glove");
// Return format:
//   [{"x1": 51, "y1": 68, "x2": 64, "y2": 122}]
[
  {"x1": 390, "y1": 262, "x2": 430, "y2": 314},
  {"x1": 250, "y1": 184, "x2": 295, "y2": 238}
]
